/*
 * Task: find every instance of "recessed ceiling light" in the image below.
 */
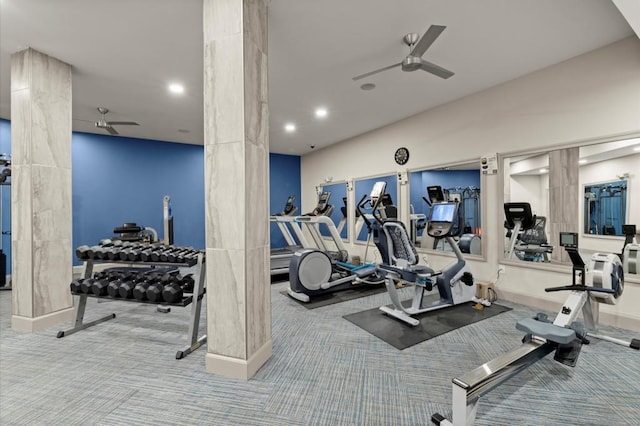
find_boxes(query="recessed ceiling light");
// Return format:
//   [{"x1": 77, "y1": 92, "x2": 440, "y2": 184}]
[
  {"x1": 539, "y1": 168, "x2": 548, "y2": 173},
  {"x1": 360, "y1": 83, "x2": 376, "y2": 91},
  {"x1": 284, "y1": 123, "x2": 296, "y2": 133},
  {"x1": 579, "y1": 159, "x2": 587, "y2": 164},
  {"x1": 634, "y1": 146, "x2": 640, "y2": 152},
  {"x1": 315, "y1": 107, "x2": 328, "y2": 118},
  {"x1": 178, "y1": 129, "x2": 190, "y2": 133},
  {"x1": 168, "y1": 83, "x2": 185, "y2": 94}
]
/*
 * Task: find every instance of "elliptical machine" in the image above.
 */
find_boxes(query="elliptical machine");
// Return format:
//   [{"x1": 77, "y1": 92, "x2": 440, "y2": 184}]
[
  {"x1": 287, "y1": 188, "x2": 384, "y2": 303},
  {"x1": 366, "y1": 184, "x2": 475, "y2": 326}
]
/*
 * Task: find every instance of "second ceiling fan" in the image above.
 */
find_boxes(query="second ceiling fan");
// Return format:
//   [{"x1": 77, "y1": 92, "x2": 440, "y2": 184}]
[{"x1": 353, "y1": 24, "x2": 454, "y2": 81}]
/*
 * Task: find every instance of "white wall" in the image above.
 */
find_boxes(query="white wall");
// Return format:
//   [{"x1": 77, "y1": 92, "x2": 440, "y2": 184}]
[{"x1": 300, "y1": 37, "x2": 640, "y2": 331}]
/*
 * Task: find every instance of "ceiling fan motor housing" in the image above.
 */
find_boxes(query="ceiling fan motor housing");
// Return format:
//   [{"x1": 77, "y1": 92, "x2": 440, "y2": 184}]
[{"x1": 402, "y1": 56, "x2": 422, "y2": 72}]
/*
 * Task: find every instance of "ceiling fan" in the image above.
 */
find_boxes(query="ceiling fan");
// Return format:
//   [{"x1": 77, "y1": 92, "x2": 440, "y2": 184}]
[
  {"x1": 352, "y1": 25, "x2": 454, "y2": 81},
  {"x1": 94, "y1": 107, "x2": 139, "y2": 135}
]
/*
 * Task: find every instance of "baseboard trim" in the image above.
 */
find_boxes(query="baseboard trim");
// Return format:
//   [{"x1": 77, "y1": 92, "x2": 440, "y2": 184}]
[
  {"x1": 498, "y1": 289, "x2": 640, "y2": 332},
  {"x1": 205, "y1": 339, "x2": 272, "y2": 380},
  {"x1": 11, "y1": 307, "x2": 74, "y2": 332}
]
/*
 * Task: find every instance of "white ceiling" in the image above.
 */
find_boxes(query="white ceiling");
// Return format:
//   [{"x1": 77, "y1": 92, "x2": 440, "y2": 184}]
[{"x1": 0, "y1": 0, "x2": 636, "y2": 155}]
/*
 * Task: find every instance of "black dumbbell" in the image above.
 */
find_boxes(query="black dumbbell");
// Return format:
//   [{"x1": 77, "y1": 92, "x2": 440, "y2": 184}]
[
  {"x1": 166, "y1": 247, "x2": 195, "y2": 263},
  {"x1": 118, "y1": 275, "x2": 147, "y2": 299},
  {"x1": 91, "y1": 273, "x2": 123, "y2": 296},
  {"x1": 162, "y1": 274, "x2": 196, "y2": 303},
  {"x1": 132, "y1": 276, "x2": 160, "y2": 302},
  {"x1": 79, "y1": 278, "x2": 98, "y2": 294},
  {"x1": 85, "y1": 240, "x2": 117, "y2": 260},
  {"x1": 177, "y1": 250, "x2": 201, "y2": 264},
  {"x1": 70, "y1": 278, "x2": 85, "y2": 293},
  {"x1": 145, "y1": 272, "x2": 182, "y2": 303},
  {"x1": 118, "y1": 243, "x2": 144, "y2": 261},
  {"x1": 139, "y1": 245, "x2": 167, "y2": 262},
  {"x1": 106, "y1": 271, "x2": 134, "y2": 298},
  {"x1": 102, "y1": 241, "x2": 135, "y2": 260}
]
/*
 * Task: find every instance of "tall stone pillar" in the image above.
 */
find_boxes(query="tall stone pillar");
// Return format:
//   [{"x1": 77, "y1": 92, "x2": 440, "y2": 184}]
[
  {"x1": 11, "y1": 48, "x2": 74, "y2": 331},
  {"x1": 548, "y1": 147, "x2": 579, "y2": 264},
  {"x1": 203, "y1": 0, "x2": 271, "y2": 379}
]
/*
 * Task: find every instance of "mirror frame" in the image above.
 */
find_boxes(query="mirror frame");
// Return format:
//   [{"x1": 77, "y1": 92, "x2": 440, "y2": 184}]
[
  {"x1": 352, "y1": 172, "x2": 400, "y2": 245},
  {"x1": 498, "y1": 131, "x2": 640, "y2": 283},
  {"x1": 315, "y1": 180, "x2": 350, "y2": 243},
  {"x1": 408, "y1": 158, "x2": 487, "y2": 262}
]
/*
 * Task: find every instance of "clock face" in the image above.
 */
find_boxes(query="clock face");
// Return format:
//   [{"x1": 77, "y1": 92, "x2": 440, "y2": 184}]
[{"x1": 394, "y1": 147, "x2": 410, "y2": 165}]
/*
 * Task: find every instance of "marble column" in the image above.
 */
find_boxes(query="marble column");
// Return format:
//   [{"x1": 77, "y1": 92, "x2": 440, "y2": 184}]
[
  {"x1": 548, "y1": 148, "x2": 579, "y2": 263},
  {"x1": 203, "y1": 0, "x2": 271, "y2": 380},
  {"x1": 10, "y1": 48, "x2": 74, "y2": 331}
]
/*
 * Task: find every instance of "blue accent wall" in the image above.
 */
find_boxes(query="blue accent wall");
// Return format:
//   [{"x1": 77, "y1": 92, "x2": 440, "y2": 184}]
[
  {"x1": 269, "y1": 153, "x2": 301, "y2": 248},
  {"x1": 1, "y1": 119, "x2": 302, "y2": 270},
  {"x1": 72, "y1": 131, "x2": 205, "y2": 262},
  {"x1": 320, "y1": 182, "x2": 348, "y2": 239}
]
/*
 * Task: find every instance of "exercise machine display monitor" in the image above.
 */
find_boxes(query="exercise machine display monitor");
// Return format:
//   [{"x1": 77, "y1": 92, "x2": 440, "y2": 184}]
[{"x1": 427, "y1": 202, "x2": 458, "y2": 237}]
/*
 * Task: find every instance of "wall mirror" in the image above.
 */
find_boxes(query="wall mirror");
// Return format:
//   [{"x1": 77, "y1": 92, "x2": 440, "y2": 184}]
[
  {"x1": 502, "y1": 152, "x2": 551, "y2": 263},
  {"x1": 317, "y1": 181, "x2": 349, "y2": 241},
  {"x1": 409, "y1": 162, "x2": 482, "y2": 256},
  {"x1": 501, "y1": 135, "x2": 640, "y2": 280},
  {"x1": 354, "y1": 174, "x2": 398, "y2": 243}
]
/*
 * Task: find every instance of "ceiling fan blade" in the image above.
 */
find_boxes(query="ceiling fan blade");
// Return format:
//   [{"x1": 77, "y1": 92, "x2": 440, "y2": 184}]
[
  {"x1": 419, "y1": 59, "x2": 454, "y2": 79},
  {"x1": 352, "y1": 62, "x2": 402, "y2": 81},
  {"x1": 410, "y1": 25, "x2": 446, "y2": 58},
  {"x1": 105, "y1": 126, "x2": 119, "y2": 135},
  {"x1": 107, "y1": 121, "x2": 139, "y2": 126}
]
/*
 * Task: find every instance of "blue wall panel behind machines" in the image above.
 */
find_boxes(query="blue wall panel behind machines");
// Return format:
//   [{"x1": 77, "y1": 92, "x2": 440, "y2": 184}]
[
  {"x1": 0, "y1": 119, "x2": 301, "y2": 268},
  {"x1": 269, "y1": 153, "x2": 302, "y2": 248}
]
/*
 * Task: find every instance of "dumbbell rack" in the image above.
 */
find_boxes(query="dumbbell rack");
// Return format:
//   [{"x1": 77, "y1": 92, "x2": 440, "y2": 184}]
[{"x1": 57, "y1": 253, "x2": 207, "y2": 360}]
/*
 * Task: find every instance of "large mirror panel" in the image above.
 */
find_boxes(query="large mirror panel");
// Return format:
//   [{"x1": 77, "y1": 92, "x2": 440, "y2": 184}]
[
  {"x1": 409, "y1": 163, "x2": 482, "y2": 256},
  {"x1": 354, "y1": 174, "x2": 397, "y2": 243},
  {"x1": 502, "y1": 153, "x2": 552, "y2": 262},
  {"x1": 501, "y1": 135, "x2": 640, "y2": 281},
  {"x1": 318, "y1": 181, "x2": 348, "y2": 240}
]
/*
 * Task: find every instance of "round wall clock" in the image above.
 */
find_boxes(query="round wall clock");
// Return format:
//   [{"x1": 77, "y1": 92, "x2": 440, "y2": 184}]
[{"x1": 394, "y1": 147, "x2": 410, "y2": 165}]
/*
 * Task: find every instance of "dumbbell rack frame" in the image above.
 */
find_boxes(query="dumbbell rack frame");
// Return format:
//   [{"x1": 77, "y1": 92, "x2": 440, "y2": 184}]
[{"x1": 57, "y1": 253, "x2": 207, "y2": 360}]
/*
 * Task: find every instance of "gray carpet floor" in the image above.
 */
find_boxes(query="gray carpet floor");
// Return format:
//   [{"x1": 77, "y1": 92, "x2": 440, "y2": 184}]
[{"x1": 1, "y1": 282, "x2": 639, "y2": 425}]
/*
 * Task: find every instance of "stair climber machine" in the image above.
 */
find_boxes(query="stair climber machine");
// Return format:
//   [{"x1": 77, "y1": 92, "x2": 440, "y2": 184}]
[
  {"x1": 287, "y1": 188, "x2": 385, "y2": 302},
  {"x1": 373, "y1": 185, "x2": 475, "y2": 326},
  {"x1": 432, "y1": 232, "x2": 639, "y2": 426}
]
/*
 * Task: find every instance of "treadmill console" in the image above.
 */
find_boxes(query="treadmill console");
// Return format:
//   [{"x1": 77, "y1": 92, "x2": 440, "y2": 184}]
[
  {"x1": 427, "y1": 202, "x2": 459, "y2": 238},
  {"x1": 316, "y1": 192, "x2": 331, "y2": 214}
]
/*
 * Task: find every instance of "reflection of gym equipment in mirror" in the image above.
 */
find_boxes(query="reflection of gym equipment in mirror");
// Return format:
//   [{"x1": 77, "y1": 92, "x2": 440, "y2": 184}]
[
  {"x1": 433, "y1": 232, "x2": 639, "y2": 426},
  {"x1": 371, "y1": 184, "x2": 476, "y2": 326},
  {"x1": 622, "y1": 224, "x2": 639, "y2": 275},
  {"x1": 504, "y1": 202, "x2": 553, "y2": 262},
  {"x1": 584, "y1": 180, "x2": 627, "y2": 236},
  {"x1": 419, "y1": 186, "x2": 482, "y2": 255},
  {"x1": 0, "y1": 153, "x2": 10, "y2": 291},
  {"x1": 287, "y1": 185, "x2": 384, "y2": 303}
]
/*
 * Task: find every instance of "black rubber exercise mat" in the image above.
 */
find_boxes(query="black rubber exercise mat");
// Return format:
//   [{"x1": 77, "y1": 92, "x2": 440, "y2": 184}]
[
  {"x1": 281, "y1": 285, "x2": 387, "y2": 309},
  {"x1": 343, "y1": 300, "x2": 512, "y2": 350}
]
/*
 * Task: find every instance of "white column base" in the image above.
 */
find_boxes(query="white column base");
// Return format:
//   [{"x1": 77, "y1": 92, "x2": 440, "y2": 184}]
[
  {"x1": 205, "y1": 339, "x2": 272, "y2": 380},
  {"x1": 11, "y1": 307, "x2": 74, "y2": 332}
]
